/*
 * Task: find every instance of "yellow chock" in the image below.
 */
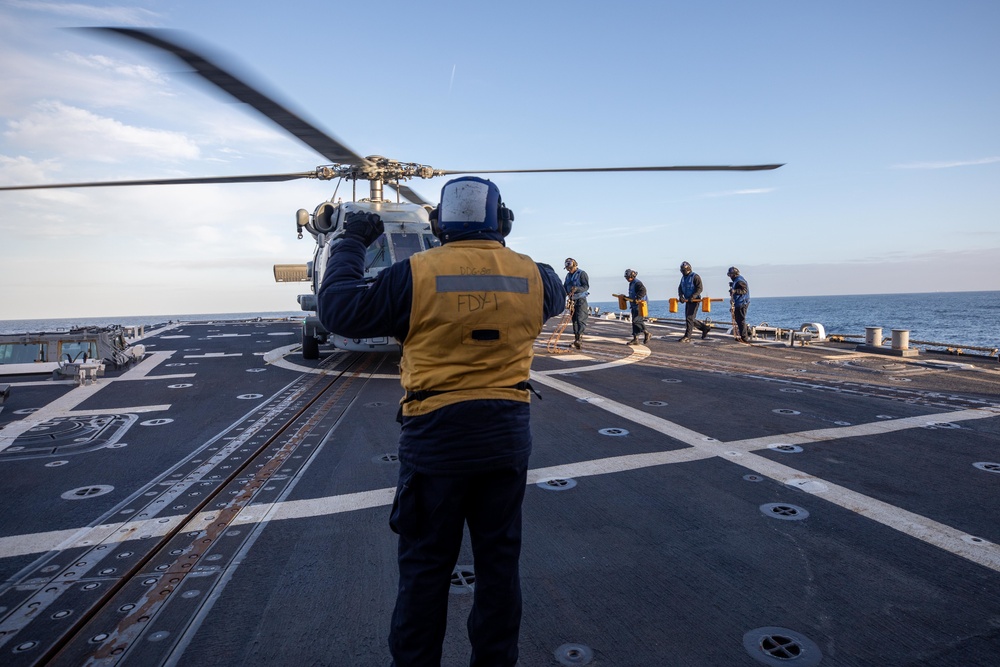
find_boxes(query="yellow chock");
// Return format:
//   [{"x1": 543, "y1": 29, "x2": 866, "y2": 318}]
[{"x1": 701, "y1": 297, "x2": 723, "y2": 313}]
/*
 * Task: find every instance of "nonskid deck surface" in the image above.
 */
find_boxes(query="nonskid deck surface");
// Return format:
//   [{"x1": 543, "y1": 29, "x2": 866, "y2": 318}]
[{"x1": 0, "y1": 319, "x2": 998, "y2": 666}]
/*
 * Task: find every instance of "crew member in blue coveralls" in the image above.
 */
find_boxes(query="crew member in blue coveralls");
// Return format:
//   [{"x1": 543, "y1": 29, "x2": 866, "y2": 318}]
[
  {"x1": 316, "y1": 177, "x2": 565, "y2": 667},
  {"x1": 677, "y1": 261, "x2": 712, "y2": 342},
  {"x1": 563, "y1": 257, "x2": 589, "y2": 349},
  {"x1": 728, "y1": 266, "x2": 751, "y2": 342},
  {"x1": 624, "y1": 268, "x2": 649, "y2": 345}
]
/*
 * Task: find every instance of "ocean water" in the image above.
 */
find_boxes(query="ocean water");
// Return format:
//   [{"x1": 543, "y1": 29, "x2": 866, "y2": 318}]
[
  {"x1": 0, "y1": 311, "x2": 303, "y2": 336},
  {"x1": 2, "y1": 293, "x2": 997, "y2": 353},
  {"x1": 592, "y1": 291, "x2": 999, "y2": 352}
]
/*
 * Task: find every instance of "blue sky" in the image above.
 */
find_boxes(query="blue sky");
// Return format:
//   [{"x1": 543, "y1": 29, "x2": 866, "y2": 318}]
[{"x1": 1, "y1": 1, "x2": 998, "y2": 319}]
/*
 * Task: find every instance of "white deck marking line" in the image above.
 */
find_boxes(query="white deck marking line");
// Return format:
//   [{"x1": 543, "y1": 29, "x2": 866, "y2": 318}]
[
  {"x1": 0, "y1": 381, "x2": 108, "y2": 451},
  {"x1": 530, "y1": 371, "x2": 708, "y2": 445},
  {"x1": 527, "y1": 448, "x2": 714, "y2": 483},
  {"x1": 534, "y1": 343, "x2": 650, "y2": 374},
  {"x1": 526, "y1": 373, "x2": 1000, "y2": 571},
  {"x1": 54, "y1": 405, "x2": 172, "y2": 417},
  {"x1": 116, "y1": 351, "x2": 196, "y2": 381},
  {"x1": 265, "y1": 345, "x2": 401, "y2": 379},
  {"x1": 232, "y1": 488, "x2": 397, "y2": 527},
  {"x1": 0, "y1": 380, "x2": 77, "y2": 387},
  {"x1": 552, "y1": 354, "x2": 593, "y2": 362},
  {"x1": 3, "y1": 369, "x2": 998, "y2": 572},
  {"x1": 724, "y1": 407, "x2": 1000, "y2": 452},
  {"x1": 117, "y1": 350, "x2": 176, "y2": 379},
  {"x1": 183, "y1": 352, "x2": 243, "y2": 358},
  {"x1": 737, "y1": 452, "x2": 1000, "y2": 572},
  {"x1": 0, "y1": 352, "x2": 179, "y2": 452}
]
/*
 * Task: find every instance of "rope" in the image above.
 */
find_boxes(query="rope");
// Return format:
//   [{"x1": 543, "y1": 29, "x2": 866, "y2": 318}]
[
  {"x1": 729, "y1": 298, "x2": 740, "y2": 341},
  {"x1": 546, "y1": 298, "x2": 574, "y2": 354}
]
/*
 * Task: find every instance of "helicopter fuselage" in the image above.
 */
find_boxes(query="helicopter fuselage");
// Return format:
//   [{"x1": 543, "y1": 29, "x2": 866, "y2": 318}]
[{"x1": 295, "y1": 200, "x2": 439, "y2": 357}]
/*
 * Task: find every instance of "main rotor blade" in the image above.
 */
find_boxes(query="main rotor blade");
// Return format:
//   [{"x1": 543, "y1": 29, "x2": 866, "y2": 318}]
[
  {"x1": 0, "y1": 172, "x2": 317, "y2": 191},
  {"x1": 434, "y1": 164, "x2": 784, "y2": 175},
  {"x1": 90, "y1": 27, "x2": 369, "y2": 168},
  {"x1": 388, "y1": 183, "x2": 433, "y2": 207}
]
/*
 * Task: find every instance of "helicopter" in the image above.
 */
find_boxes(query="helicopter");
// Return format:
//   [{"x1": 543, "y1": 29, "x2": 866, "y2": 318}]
[{"x1": 0, "y1": 28, "x2": 783, "y2": 359}]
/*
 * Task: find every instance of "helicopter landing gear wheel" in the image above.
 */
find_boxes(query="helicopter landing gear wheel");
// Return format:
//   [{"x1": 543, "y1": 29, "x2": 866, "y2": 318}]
[{"x1": 301, "y1": 331, "x2": 319, "y2": 360}]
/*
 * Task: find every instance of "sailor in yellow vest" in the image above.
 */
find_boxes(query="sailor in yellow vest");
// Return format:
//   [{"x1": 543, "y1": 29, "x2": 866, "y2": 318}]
[{"x1": 317, "y1": 177, "x2": 565, "y2": 667}]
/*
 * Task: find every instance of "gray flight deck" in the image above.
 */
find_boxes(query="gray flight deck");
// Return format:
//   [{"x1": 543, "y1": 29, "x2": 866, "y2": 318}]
[{"x1": 0, "y1": 317, "x2": 998, "y2": 666}]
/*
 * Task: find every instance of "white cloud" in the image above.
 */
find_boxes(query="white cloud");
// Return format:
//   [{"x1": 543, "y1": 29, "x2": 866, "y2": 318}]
[
  {"x1": 5, "y1": 1, "x2": 161, "y2": 26},
  {"x1": 5, "y1": 101, "x2": 200, "y2": 162},
  {"x1": 0, "y1": 153, "x2": 63, "y2": 184},
  {"x1": 703, "y1": 187, "x2": 776, "y2": 198},
  {"x1": 59, "y1": 51, "x2": 167, "y2": 85},
  {"x1": 892, "y1": 157, "x2": 1000, "y2": 170}
]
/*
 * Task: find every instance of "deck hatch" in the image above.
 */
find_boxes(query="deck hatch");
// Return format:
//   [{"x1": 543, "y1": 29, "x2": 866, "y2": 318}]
[
  {"x1": 554, "y1": 643, "x2": 594, "y2": 665},
  {"x1": 743, "y1": 627, "x2": 822, "y2": 666},
  {"x1": 450, "y1": 566, "x2": 475, "y2": 594},
  {"x1": 536, "y1": 478, "x2": 577, "y2": 491},
  {"x1": 759, "y1": 503, "x2": 810, "y2": 521},
  {"x1": 61, "y1": 485, "x2": 115, "y2": 500},
  {"x1": 767, "y1": 443, "x2": 804, "y2": 453}
]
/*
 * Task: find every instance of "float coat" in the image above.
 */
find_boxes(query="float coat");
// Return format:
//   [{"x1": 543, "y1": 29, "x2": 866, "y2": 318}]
[
  {"x1": 564, "y1": 269, "x2": 589, "y2": 300},
  {"x1": 731, "y1": 275, "x2": 750, "y2": 307},
  {"x1": 679, "y1": 273, "x2": 702, "y2": 300},
  {"x1": 402, "y1": 239, "x2": 544, "y2": 417}
]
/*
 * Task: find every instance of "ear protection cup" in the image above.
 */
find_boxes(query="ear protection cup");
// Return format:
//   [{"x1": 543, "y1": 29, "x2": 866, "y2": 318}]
[
  {"x1": 497, "y1": 202, "x2": 514, "y2": 237},
  {"x1": 429, "y1": 206, "x2": 442, "y2": 239}
]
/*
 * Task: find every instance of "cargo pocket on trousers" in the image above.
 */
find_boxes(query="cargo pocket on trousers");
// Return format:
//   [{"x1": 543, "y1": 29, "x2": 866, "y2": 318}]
[{"x1": 389, "y1": 468, "x2": 418, "y2": 536}]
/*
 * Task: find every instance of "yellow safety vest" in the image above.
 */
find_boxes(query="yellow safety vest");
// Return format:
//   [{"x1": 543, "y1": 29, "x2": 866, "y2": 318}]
[{"x1": 401, "y1": 239, "x2": 544, "y2": 416}]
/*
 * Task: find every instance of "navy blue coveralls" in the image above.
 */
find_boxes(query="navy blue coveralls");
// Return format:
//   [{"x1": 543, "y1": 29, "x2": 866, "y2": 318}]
[
  {"x1": 317, "y1": 234, "x2": 565, "y2": 667},
  {"x1": 628, "y1": 277, "x2": 648, "y2": 338},
  {"x1": 564, "y1": 268, "x2": 590, "y2": 339},
  {"x1": 730, "y1": 274, "x2": 750, "y2": 341},
  {"x1": 678, "y1": 272, "x2": 711, "y2": 339}
]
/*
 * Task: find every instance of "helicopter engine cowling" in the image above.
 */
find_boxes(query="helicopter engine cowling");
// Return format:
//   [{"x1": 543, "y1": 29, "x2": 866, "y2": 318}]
[{"x1": 312, "y1": 202, "x2": 338, "y2": 234}]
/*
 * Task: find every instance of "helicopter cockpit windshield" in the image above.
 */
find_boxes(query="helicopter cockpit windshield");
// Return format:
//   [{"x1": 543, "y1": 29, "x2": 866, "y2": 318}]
[
  {"x1": 365, "y1": 232, "x2": 439, "y2": 272},
  {"x1": 364, "y1": 236, "x2": 391, "y2": 271}
]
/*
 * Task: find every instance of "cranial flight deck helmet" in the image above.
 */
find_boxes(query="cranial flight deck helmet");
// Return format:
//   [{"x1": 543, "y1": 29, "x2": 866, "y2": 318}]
[
  {"x1": 624, "y1": 269, "x2": 637, "y2": 280},
  {"x1": 430, "y1": 176, "x2": 514, "y2": 243},
  {"x1": 565, "y1": 258, "x2": 578, "y2": 271},
  {"x1": 680, "y1": 261, "x2": 692, "y2": 275},
  {"x1": 727, "y1": 266, "x2": 740, "y2": 279}
]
